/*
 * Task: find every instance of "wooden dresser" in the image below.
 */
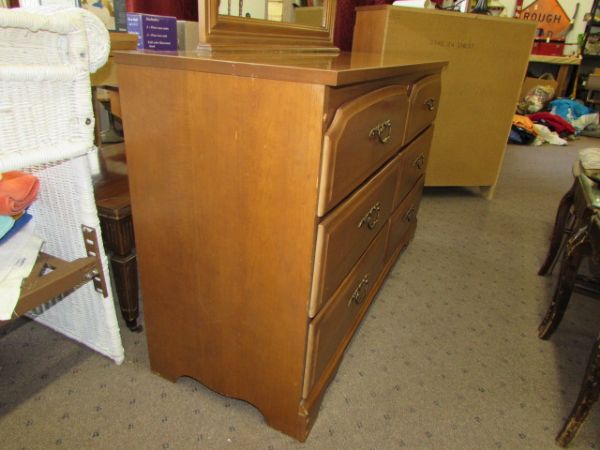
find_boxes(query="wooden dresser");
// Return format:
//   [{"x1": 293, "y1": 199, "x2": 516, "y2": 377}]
[{"x1": 116, "y1": 51, "x2": 445, "y2": 441}]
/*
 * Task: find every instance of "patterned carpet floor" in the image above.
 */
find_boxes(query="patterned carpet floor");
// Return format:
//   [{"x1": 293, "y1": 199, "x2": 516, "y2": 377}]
[{"x1": 1, "y1": 139, "x2": 600, "y2": 449}]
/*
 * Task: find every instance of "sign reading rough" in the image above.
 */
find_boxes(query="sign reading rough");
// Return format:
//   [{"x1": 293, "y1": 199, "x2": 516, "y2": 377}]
[{"x1": 517, "y1": 0, "x2": 570, "y2": 39}]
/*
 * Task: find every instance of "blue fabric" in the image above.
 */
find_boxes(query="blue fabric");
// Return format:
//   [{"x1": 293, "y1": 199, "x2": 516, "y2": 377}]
[
  {"x1": 0, "y1": 215, "x2": 14, "y2": 239},
  {"x1": 550, "y1": 98, "x2": 592, "y2": 122},
  {"x1": 0, "y1": 212, "x2": 32, "y2": 244}
]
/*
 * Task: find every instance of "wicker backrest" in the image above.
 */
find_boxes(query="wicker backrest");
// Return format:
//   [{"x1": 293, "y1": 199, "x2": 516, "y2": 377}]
[
  {"x1": 0, "y1": 7, "x2": 109, "y2": 172},
  {"x1": 0, "y1": 8, "x2": 124, "y2": 364}
]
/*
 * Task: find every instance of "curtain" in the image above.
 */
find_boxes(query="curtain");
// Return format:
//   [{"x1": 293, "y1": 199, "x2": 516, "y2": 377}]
[{"x1": 125, "y1": 0, "x2": 198, "y2": 21}]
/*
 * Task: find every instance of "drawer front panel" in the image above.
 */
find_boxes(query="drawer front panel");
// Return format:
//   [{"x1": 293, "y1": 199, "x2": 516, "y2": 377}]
[
  {"x1": 318, "y1": 85, "x2": 409, "y2": 217},
  {"x1": 386, "y1": 177, "x2": 424, "y2": 260},
  {"x1": 405, "y1": 74, "x2": 441, "y2": 144},
  {"x1": 303, "y1": 228, "x2": 387, "y2": 398},
  {"x1": 309, "y1": 156, "x2": 398, "y2": 317},
  {"x1": 395, "y1": 126, "x2": 433, "y2": 208}
]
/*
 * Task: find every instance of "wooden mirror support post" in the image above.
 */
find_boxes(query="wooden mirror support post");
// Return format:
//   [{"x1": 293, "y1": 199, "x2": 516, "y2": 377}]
[{"x1": 197, "y1": 0, "x2": 338, "y2": 52}]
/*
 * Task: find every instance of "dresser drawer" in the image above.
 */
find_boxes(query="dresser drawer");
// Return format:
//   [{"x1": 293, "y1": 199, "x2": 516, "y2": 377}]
[
  {"x1": 386, "y1": 177, "x2": 424, "y2": 260},
  {"x1": 303, "y1": 227, "x2": 387, "y2": 398},
  {"x1": 395, "y1": 126, "x2": 433, "y2": 207},
  {"x1": 309, "y1": 156, "x2": 398, "y2": 317},
  {"x1": 317, "y1": 85, "x2": 409, "y2": 217},
  {"x1": 405, "y1": 74, "x2": 441, "y2": 144}
]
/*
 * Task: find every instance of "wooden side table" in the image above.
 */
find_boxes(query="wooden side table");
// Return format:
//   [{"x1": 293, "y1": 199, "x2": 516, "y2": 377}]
[
  {"x1": 93, "y1": 172, "x2": 141, "y2": 332},
  {"x1": 91, "y1": 32, "x2": 141, "y2": 332}
]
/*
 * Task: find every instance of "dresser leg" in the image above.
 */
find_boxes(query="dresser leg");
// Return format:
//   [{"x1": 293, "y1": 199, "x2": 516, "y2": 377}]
[
  {"x1": 110, "y1": 253, "x2": 142, "y2": 332},
  {"x1": 556, "y1": 335, "x2": 600, "y2": 447},
  {"x1": 262, "y1": 404, "x2": 316, "y2": 443},
  {"x1": 539, "y1": 180, "x2": 576, "y2": 276}
]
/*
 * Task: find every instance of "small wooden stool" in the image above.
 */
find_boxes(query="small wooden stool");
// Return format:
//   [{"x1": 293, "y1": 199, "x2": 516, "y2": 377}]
[{"x1": 94, "y1": 172, "x2": 141, "y2": 332}]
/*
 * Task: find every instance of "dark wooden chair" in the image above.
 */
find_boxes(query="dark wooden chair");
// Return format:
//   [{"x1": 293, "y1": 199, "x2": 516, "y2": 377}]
[
  {"x1": 539, "y1": 168, "x2": 600, "y2": 447},
  {"x1": 538, "y1": 162, "x2": 587, "y2": 277}
]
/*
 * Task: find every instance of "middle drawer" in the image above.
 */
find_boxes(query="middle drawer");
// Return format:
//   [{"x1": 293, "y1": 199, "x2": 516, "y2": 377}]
[{"x1": 309, "y1": 154, "x2": 399, "y2": 318}]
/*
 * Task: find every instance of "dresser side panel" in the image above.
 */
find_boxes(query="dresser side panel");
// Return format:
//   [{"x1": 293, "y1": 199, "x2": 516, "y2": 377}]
[{"x1": 118, "y1": 64, "x2": 324, "y2": 420}]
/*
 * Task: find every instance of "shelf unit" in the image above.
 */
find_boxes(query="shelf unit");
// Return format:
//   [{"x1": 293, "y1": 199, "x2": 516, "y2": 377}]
[{"x1": 582, "y1": 0, "x2": 600, "y2": 58}]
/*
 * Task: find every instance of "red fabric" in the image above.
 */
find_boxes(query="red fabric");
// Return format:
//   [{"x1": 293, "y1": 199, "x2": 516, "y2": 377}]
[
  {"x1": 334, "y1": 0, "x2": 393, "y2": 51},
  {"x1": 528, "y1": 112, "x2": 576, "y2": 136},
  {"x1": 125, "y1": 0, "x2": 198, "y2": 21}
]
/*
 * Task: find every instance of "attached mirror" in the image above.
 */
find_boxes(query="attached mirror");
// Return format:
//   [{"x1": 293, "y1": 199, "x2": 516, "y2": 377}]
[{"x1": 198, "y1": 0, "x2": 338, "y2": 52}]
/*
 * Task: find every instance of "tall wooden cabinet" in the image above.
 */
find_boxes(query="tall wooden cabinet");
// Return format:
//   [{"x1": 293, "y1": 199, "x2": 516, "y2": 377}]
[
  {"x1": 353, "y1": 5, "x2": 536, "y2": 198},
  {"x1": 116, "y1": 51, "x2": 445, "y2": 441}
]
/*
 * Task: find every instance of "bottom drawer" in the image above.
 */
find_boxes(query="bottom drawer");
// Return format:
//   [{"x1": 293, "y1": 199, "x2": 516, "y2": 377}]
[
  {"x1": 303, "y1": 227, "x2": 387, "y2": 398},
  {"x1": 386, "y1": 177, "x2": 424, "y2": 260}
]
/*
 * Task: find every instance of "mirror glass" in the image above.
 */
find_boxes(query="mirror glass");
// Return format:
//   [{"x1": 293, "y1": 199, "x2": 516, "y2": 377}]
[
  {"x1": 217, "y1": 0, "x2": 326, "y2": 27},
  {"x1": 199, "y1": 0, "x2": 337, "y2": 52}
]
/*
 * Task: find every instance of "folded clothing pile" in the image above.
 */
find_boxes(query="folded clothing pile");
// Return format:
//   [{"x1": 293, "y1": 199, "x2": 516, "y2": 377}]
[
  {"x1": 510, "y1": 112, "x2": 577, "y2": 146},
  {"x1": 0, "y1": 171, "x2": 39, "y2": 242},
  {"x1": 0, "y1": 170, "x2": 42, "y2": 320},
  {"x1": 550, "y1": 99, "x2": 600, "y2": 134}
]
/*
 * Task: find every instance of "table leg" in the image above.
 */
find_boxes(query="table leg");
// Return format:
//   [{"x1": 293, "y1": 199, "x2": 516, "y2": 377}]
[
  {"x1": 110, "y1": 253, "x2": 141, "y2": 332},
  {"x1": 556, "y1": 64, "x2": 570, "y2": 98},
  {"x1": 539, "y1": 226, "x2": 589, "y2": 340},
  {"x1": 556, "y1": 334, "x2": 600, "y2": 447},
  {"x1": 539, "y1": 179, "x2": 577, "y2": 276}
]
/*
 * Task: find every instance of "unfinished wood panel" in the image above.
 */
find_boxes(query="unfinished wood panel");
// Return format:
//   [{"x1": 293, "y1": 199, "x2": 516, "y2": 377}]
[{"x1": 353, "y1": 6, "x2": 536, "y2": 194}]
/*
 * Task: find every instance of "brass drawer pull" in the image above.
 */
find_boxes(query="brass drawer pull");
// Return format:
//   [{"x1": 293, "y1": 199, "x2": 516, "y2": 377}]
[
  {"x1": 369, "y1": 119, "x2": 392, "y2": 144},
  {"x1": 414, "y1": 154, "x2": 425, "y2": 170},
  {"x1": 348, "y1": 275, "x2": 370, "y2": 306},
  {"x1": 404, "y1": 206, "x2": 416, "y2": 223},
  {"x1": 425, "y1": 98, "x2": 436, "y2": 111},
  {"x1": 358, "y1": 202, "x2": 381, "y2": 230}
]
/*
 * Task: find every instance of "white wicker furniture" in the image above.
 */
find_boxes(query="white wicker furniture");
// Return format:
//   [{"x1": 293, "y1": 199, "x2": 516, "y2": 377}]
[{"x1": 0, "y1": 7, "x2": 124, "y2": 363}]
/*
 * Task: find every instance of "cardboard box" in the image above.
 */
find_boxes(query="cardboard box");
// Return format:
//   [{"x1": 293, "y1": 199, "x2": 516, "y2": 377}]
[
  {"x1": 176, "y1": 20, "x2": 199, "y2": 51},
  {"x1": 587, "y1": 73, "x2": 600, "y2": 91},
  {"x1": 520, "y1": 75, "x2": 559, "y2": 100},
  {"x1": 126, "y1": 13, "x2": 177, "y2": 51}
]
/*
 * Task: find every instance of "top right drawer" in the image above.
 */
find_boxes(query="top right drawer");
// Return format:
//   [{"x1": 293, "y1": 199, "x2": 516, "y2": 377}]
[{"x1": 405, "y1": 74, "x2": 442, "y2": 144}]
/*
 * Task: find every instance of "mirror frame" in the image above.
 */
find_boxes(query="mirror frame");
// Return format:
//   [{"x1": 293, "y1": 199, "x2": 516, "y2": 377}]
[{"x1": 198, "y1": 0, "x2": 338, "y2": 52}]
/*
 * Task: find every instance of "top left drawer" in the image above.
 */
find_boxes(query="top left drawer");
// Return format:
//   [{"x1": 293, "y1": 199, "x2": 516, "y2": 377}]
[{"x1": 317, "y1": 85, "x2": 409, "y2": 217}]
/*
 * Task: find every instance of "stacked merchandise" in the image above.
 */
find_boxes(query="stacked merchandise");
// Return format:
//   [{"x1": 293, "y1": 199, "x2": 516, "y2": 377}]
[{"x1": 510, "y1": 82, "x2": 600, "y2": 145}]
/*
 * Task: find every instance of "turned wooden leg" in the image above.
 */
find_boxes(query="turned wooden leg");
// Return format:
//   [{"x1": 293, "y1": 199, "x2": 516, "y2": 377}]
[
  {"x1": 110, "y1": 253, "x2": 141, "y2": 332},
  {"x1": 538, "y1": 227, "x2": 588, "y2": 340},
  {"x1": 539, "y1": 180, "x2": 577, "y2": 276},
  {"x1": 95, "y1": 182, "x2": 141, "y2": 332},
  {"x1": 556, "y1": 334, "x2": 600, "y2": 447}
]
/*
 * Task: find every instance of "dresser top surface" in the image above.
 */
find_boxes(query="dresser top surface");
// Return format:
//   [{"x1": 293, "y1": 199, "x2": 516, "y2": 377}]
[{"x1": 115, "y1": 51, "x2": 446, "y2": 86}]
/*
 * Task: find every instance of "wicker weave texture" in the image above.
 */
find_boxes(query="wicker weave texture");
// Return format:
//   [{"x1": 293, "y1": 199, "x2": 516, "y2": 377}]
[
  {"x1": 0, "y1": 7, "x2": 123, "y2": 363},
  {"x1": 0, "y1": 7, "x2": 109, "y2": 172}
]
